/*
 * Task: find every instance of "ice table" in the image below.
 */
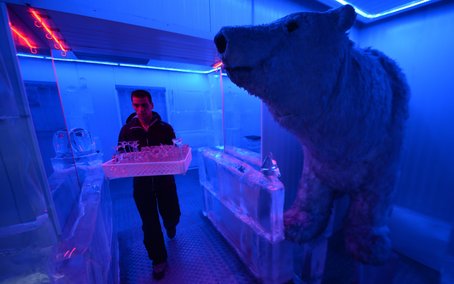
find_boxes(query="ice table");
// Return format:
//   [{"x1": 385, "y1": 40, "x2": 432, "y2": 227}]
[{"x1": 198, "y1": 147, "x2": 293, "y2": 283}]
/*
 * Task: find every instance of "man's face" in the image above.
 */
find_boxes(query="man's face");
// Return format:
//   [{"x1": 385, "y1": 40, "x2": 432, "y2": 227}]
[{"x1": 132, "y1": 96, "x2": 153, "y2": 120}]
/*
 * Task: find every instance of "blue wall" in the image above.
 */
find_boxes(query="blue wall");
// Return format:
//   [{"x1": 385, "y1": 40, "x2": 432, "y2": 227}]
[{"x1": 357, "y1": 2, "x2": 454, "y2": 224}]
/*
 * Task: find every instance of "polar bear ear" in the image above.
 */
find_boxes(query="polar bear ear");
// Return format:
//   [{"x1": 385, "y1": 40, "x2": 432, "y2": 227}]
[{"x1": 330, "y1": 4, "x2": 356, "y2": 32}]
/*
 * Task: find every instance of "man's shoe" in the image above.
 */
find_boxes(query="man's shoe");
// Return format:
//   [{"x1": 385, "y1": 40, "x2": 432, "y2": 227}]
[
  {"x1": 152, "y1": 261, "x2": 167, "y2": 280},
  {"x1": 166, "y1": 227, "x2": 176, "y2": 239}
]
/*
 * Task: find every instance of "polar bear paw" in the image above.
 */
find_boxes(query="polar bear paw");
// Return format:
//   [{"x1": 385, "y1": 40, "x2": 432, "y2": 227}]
[
  {"x1": 345, "y1": 226, "x2": 391, "y2": 264},
  {"x1": 283, "y1": 207, "x2": 329, "y2": 243}
]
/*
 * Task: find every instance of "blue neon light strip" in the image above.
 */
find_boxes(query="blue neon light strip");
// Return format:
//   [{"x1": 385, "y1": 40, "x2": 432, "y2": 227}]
[
  {"x1": 335, "y1": 0, "x2": 431, "y2": 19},
  {"x1": 16, "y1": 53, "x2": 225, "y2": 75}
]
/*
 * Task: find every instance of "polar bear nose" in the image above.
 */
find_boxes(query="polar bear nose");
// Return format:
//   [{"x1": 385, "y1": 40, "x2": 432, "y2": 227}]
[{"x1": 214, "y1": 32, "x2": 227, "y2": 54}]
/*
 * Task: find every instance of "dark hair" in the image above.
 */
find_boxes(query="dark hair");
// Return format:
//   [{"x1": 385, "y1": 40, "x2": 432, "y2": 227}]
[{"x1": 131, "y1": 89, "x2": 152, "y2": 103}]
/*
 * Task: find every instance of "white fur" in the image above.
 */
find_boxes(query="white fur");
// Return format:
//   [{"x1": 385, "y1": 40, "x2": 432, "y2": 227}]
[{"x1": 215, "y1": 5, "x2": 410, "y2": 264}]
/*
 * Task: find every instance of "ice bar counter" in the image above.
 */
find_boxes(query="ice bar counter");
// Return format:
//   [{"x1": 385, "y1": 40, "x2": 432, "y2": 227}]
[{"x1": 198, "y1": 147, "x2": 294, "y2": 283}]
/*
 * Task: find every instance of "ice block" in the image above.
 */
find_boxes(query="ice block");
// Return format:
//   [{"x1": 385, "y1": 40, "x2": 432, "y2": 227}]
[{"x1": 198, "y1": 147, "x2": 293, "y2": 283}]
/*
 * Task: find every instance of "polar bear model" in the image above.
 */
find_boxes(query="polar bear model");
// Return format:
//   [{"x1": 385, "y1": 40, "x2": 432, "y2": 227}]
[{"x1": 214, "y1": 5, "x2": 409, "y2": 264}]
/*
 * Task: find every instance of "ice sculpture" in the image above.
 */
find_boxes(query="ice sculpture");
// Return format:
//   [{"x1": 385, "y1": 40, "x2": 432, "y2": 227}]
[
  {"x1": 214, "y1": 5, "x2": 410, "y2": 264},
  {"x1": 51, "y1": 128, "x2": 102, "y2": 171},
  {"x1": 70, "y1": 128, "x2": 95, "y2": 156},
  {"x1": 198, "y1": 147, "x2": 293, "y2": 283},
  {"x1": 53, "y1": 129, "x2": 71, "y2": 156},
  {"x1": 53, "y1": 128, "x2": 96, "y2": 158}
]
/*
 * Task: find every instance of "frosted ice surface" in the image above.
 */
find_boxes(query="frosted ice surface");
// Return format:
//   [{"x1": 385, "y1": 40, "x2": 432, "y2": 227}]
[
  {"x1": 198, "y1": 147, "x2": 293, "y2": 283},
  {"x1": 225, "y1": 146, "x2": 261, "y2": 169},
  {"x1": 199, "y1": 147, "x2": 284, "y2": 242},
  {"x1": 53, "y1": 167, "x2": 114, "y2": 284}
]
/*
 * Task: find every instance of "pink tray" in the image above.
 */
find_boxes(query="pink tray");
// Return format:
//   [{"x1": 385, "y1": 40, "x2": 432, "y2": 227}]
[{"x1": 102, "y1": 147, "x2": 192, "y2": 179}]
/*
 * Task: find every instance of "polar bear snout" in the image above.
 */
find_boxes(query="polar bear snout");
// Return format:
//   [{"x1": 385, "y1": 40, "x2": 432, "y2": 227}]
[{"x1": 214, "y1": 32, "x2": 227, "y2": 54}]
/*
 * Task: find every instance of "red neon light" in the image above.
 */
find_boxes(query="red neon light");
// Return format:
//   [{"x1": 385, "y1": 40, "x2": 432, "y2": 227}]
[
  {"x1": 63, "y1": 247, "x2": 76, "y2": 259},
  {"x1": 68, "y1": 247, "x2": 76, "y2": 258},
  {"x1": 9, "y1": 23, "x2": 37, "y2": 54},
  {"x1": 212, "y1": 61, "x2": 223, "y2": 69},
  {"x1": 29, "y1": 8, "x2": 67, "y2": 55}
]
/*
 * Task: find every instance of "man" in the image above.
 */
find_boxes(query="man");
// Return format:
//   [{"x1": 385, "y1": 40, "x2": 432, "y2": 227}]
[{"x1": 118, "y1": 89, "x2": 181, "y2": 280}]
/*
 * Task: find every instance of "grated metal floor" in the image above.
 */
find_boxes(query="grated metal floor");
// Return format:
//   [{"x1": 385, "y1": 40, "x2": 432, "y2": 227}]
[
  {"x1": 110, "y1": 169, "x2": 440, "y2": 284},
  {"x1": 109, "y1": 169, "x2": 258, "y2": 284}
]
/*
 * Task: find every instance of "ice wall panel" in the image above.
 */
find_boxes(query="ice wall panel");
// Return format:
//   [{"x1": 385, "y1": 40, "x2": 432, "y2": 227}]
[
  {"x1": 170, "y1": 111, "x2": 213, "y2": 131},
  {"x1": 52, "y1": 166, "x2": 116, "y2": 284},
  {"x1": 169, "y1": 90, "x2": 209, "y2": 112},
  {"x1": 24, "y1": 83, "x2": 64, "y2": 131},
  {"x1": 0, "y1": 95, "x2": 50, "y2": 226},
  {"x1": 223, "y1": 84, "x2": 261, "y2": 154},
  {"x1": 0, "y1": 8, "x2": 59, "y2": 284},
  {"x1": 51, "y1": 61, "x2": 120, "y2": 161},
  {"x1": 262, "y1": 106, "x2": 303, "y2": 210},
  {"x1": 48, "y1": 168, "x2": 81, "y2": 231},
  {"x1": 0, "y1": 154, "x2": 22, "y2": 226},
  {"x1": 24, "y1": 82, "x2": 67, "y2": 177}
]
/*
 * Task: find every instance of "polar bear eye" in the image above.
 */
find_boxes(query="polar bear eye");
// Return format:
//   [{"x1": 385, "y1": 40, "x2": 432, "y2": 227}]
[{"x1": 286, "y1": 20, "x2": 299, "y2": 33}]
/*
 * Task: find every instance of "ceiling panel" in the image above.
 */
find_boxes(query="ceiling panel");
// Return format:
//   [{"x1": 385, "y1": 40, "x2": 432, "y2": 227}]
[
  {"x1": 316, "y1": 0, "x2": 443, "y2": 23},
  {"x1": 6, "y1": 1, "x2": 446, "y2": 68},
  {"x1": 341, "y1": 0, "x2": 427, "y2": 14},
  {"x1": 7, "y1": 4, "x2": 220, "y2": 68}
]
